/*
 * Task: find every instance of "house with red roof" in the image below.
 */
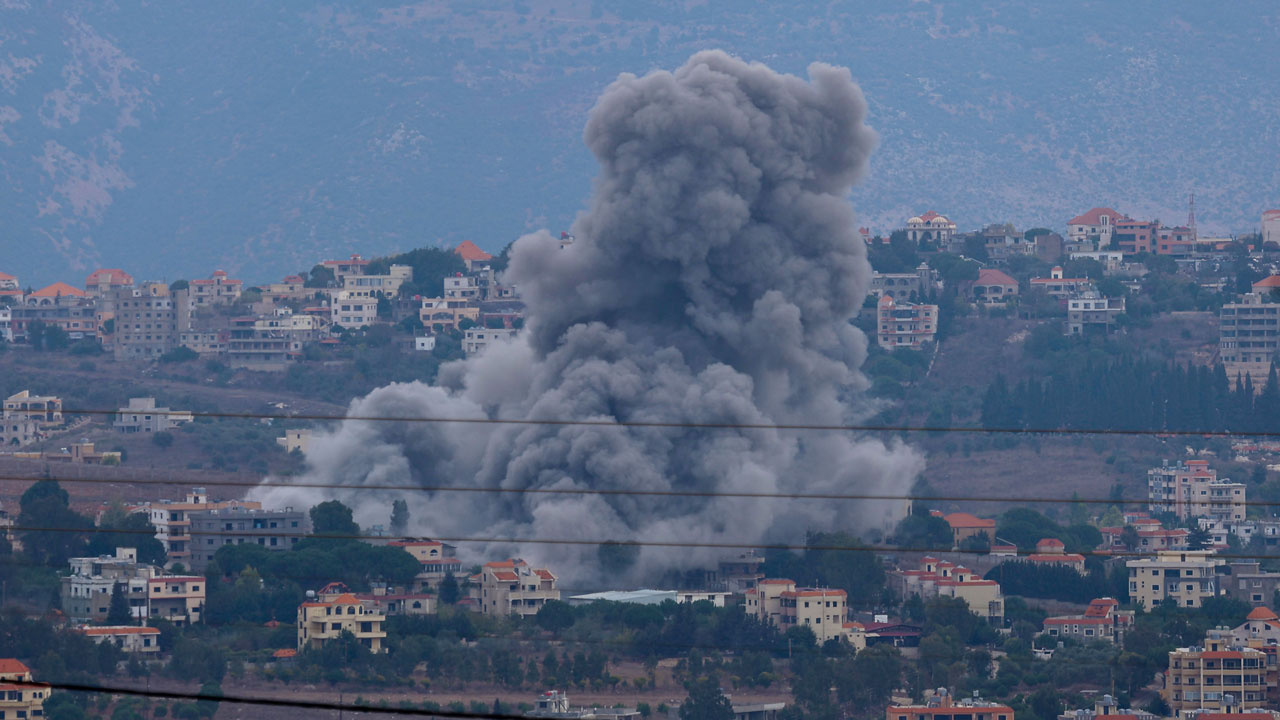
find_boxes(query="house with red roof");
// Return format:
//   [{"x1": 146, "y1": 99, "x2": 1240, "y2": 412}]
[
  {"x1": 1251, "y1": 275, "x2": 1280, "y2": 296},
  {"x1": 1025, "y1": 538, "x2": 1086, "y2": 572},
  {"x1": 1066, "y1": 207, "x2": 1130, "y2": 248},
  {"x1": 0, "y1": 658, "x2": 50, "y2": 718},
  {"x1": 73, "y1": 625, "x2": 161, "y2": 653},
  {"x1": 84, "y1": 268, "x2": 134, "y2": 296},
  {"x1": 469, "y1": 558, "x2": 560, "y2": 617},
  {"x1": 972, "y1": 268, "x2": 1019, "y2": 307},
  {"x1": 455, "y1": 240, "x2": 493, "y2": 271},
  {"x1": 190, "y1": 270, "x2": 243, "y2": 306},
  {"x1": 1042, "y1": 597, "x2": 1133, "y2": 644},
  {"x1": 930, "y1": 510, "x2": 996, "y2": 548},
  {"x1": 297, "y1": 591, "x2": 387, "y2": 653},
  {"x1": 890, "y1": 557, "x2": 1004, "y2": 622},
  {"x1": 0, "y1": 270, "x2": 21, "y2": 303},
  {"x1": 1029, "y1": 266, "x2": 1092, "y2": 299}
]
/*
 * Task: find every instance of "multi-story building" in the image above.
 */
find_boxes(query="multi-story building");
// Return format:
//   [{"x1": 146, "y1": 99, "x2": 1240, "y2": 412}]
[
  {"x1": 190, "y1": 270, "x2": 243, "y2": 306},
  {"x1": 343, "y1": 265, "x2": 412, "y2": 298},
  {"x1": 315, "y1": 581, "x2": 436, "y2": 617},
  {"x1": 10, "y1": 283, "x2": 97, "y2": 341},
  {"x1": 297, "y1": 592, "x2": 387, "y2": 653},
  {"x1": 744, "y1": 579, "x2": 795, "y2": 627},
  {"x1": 891, "y1": 558, "x2": 1004, "y2": 622},
  {"x1": 390, "y1": 539, "x2": 463, "y2": 590},
  {"x1": 277, "y1": 429, "x2": 312, "y2": 454},
  {"x1": 148, "y1": 575, "x2": 205, "y2": 625},
  {"x1": 0, "y1": 305, "x2": 11, "y2": 342},
  {"x1": 870, "y1": 263, "x2": 938, "y2": 302},
  {"x1": 420, "y1": 297, "x2": 480, "y2": 331},
  {"x1": 1029, "y1": 267, "x2": 1092, "y2": 299},
  {"x1": 133, "y1": 489, "x2": 262, "y2": 565},
  {"x1": 186, "y1": 505, "x2": 309, "y2": 571},
  {"x1": 1220, "y1": 293, "x2": 1279, "y2": 365},
  {"x1": 1155, "y1": 225, "x2": 1195, "y2": 256},
  {"x1": 260, "y1": 274, "x2": 311, "y2": 304},
  {"x1": 225, "y1": 310, "x2": 327, "y2": 369},
  {"x1": 780, "y1": 587, "x2": 848, "y2": 643},
  {"x1": 1066, "y1": 207, "x2": 1129, "y2": 248},
  {"x1": 1224, "y1": 563, "x2": 1280, "y2": 606},
  {"x1": 177, "y1": 327, "x2": 229, "y2": 355},
  {"x1": 61, "y1": 547, "x2": 153, "y2": 623},
  {"x1": 463, "y1": 327, "x2": 517, "y2": 356},
  {"x1": 1111, "y1": 219, "x2": 1159, "y2": 254},
  {"x1": 1041, "y1": 597, "x2": 1133, "y2": 644},
  {"x1": 114, "y1": 397, "x2": 194, "y2": 434},
  {"x1": 0, "y1": 270, "x2": 22, "y2": 303},
  {"x1": 713, "y1": 550, "x2": 766, "y2": 593},
  {"x1": 1165, "y1": 633, "x2": 1268, "y2": 713},
  {"x1": 85, "y1": 268, "x2": 135, "y2": 297},
  {"x1": 0, "y1": 659, "x2": 51, "y2": 719},
  {"x1": 109, "y1": 282, "x2": 192, "y2": 360},
  {"x1": 444, "y1": 274, "x2": 483, "y2": 301},
  {"x1": 972, "y1": 269, "x2": 1019, "y2": 307},
  {"x1": 1264, "y1": 210, "x2": 1280, "y2": 248},
  {"x1": 1148, "y1": 459, "x2": 1246, "y2": 523},
  {"x1": 321, "y1": 254, "x2": 371, "y2": 285},
  {"x1": 876, "y1": 295, "x2": 938, "y2": 351},
  {"x1": 330, "y1": 291, "x2": 379, "y2": 329},
  {"x1": 982, "y1": 223, "x2": 1032, "y2": 259},
  {"x1": 887, "y1": 690, "x2": 1013, "y2": 720},
  {"x1": 74, "y1": 625, "x2": 162, "y2": 653},
  {"x1": 1034, "y1": 232, "x2": 1065, "y2": 263},
  {"x1": 1058, "y1": 695, "x2": 1157, "y2": 720},
  {"x1": 471, "y1": 559, "x2": 560, "y2": 617},
  {"x1": 1126, "y1": 550, "x2": 1223, "y2": 609},
  {"x1": 1098, "y1": 520, "x2": 1188, "y2": 553},
  {"x1": 905, "y1": 211, "x2": 956, "y2": 246},
  {"x1": 4, "y1": 390, "x2": 63, "y2": 427},
  {"x1": 1066, "y1": 291, "x2": 1124, "y2": 335}
]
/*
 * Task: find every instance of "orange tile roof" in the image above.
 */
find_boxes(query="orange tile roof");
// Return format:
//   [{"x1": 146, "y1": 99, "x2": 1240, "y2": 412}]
[
  {"x1": 1253, "y1": 275, "x2": 1280, "y2": 289},
  {"x1": 1247, "y1": 606, "x2": 1279, "y2": 621},
  {"x1": 943, "y1": 512, "x2": 995, "y2": 529},
  {"x1": 455, "y1": 240, "x2": 492, "y2": 262},
  {"x1": 976, "y1": 268, "x2": 1017, "y2": 287},
  {"x1": 272, "y1": 649, "x2": 298, "y2": 658},
  {"x1": 85, "y1": 268, "x2": 134, "y2": 287},
  {"x1": 331, "y1": 593, "x2": 361, "y2": 605},
  {"x1": 0, "y1": 271, "x2": 15, "y2": 281},
  {"x1": 0, "y1": 659, "x2": 30, "y2": 674},
  {"x1": 31, "y1": 281, "x2": 86, "y2": 298},
  {"x1": 492, "y1": 571, "x2": 519, "y2": 582},
  {"x1": 1068, "y1": 207, "x2": 1129, "y2": 226}
]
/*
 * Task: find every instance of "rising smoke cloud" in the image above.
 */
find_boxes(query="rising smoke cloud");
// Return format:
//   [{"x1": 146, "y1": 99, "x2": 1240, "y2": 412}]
[{"x1": 251, "y1": 50, "x2": 925, "y2": 584}]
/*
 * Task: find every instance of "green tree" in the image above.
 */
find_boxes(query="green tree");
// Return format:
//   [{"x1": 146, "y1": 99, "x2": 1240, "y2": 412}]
[
  {"x1": 106, "y1": 583, "x2": 131, "y2": 625},
  {"x1": 536, "y1": 600, "x2": 576, "y2": 632},
  {"x1": 438, "y1": 571, "x2": 460, "y2": 605},
  {"x1": 679, "y1": 676, "x2": 734, "y2": 720},
  {"x1": 309, "y1": 500, "x2": 360, "y2": 537},
  {"x1": 18, "y1": 480, "x2": 93, "y2": 567},
  {"x1": 86, "y1": 512, "x2": 167, "y2": 566},
  {"x1": 390, "y1": 500, "x2": 410, "y2": 535}
]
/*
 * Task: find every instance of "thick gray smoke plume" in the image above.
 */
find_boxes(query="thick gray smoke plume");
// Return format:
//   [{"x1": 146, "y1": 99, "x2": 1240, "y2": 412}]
[{"x1": 252, "y1": 51, "x2": 924, "y2": 583}]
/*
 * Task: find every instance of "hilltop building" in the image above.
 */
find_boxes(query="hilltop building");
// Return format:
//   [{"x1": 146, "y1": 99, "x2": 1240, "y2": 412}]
[
  {"x1": 84, "y1": 268, "x2": 134, "y2": 297},
  {"x1": 890, "y1": 558, "x2": 1004, "y2": 622},
  {"x1": 1041, "y1": 598, "x2": 1133, "y2": 643},
  {"x1": 1029, "y1": 267, "x2": 1091, "y2": 299},
  {"x1": 1220, "y1": 293, "x2": 1279, "y2": 369},
  {"x1": 930, "y1": 511, "x2": 995, "y2": 548},
  {"x1": 190, "y1": 270, "x2": 243, "y2": 306},
  {"x1": 1066, "y1": 207, "x2": 1129, "y2": 248},
  {"x1": 871, "y1": 263, "x2": 938, "y2": 302},
  {"x1": 905, "y1": 211, "x2": 956, "y2": 246},
  {"x1": 1066, "y1": 291, "x2": 1125, "y2": 335},
  {"x1": 114, "y1": 397, "x2": 194, "y2": 434},
  {"x1": 972, "y1": 268, "x2": 1019, "y2": 307}
]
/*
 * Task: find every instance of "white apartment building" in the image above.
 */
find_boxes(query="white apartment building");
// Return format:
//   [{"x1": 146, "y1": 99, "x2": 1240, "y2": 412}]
[
  {"x1": 444, "y1": 274, "x2": 482, "y2": 300},
  {"x1": 1066, "y1": 207, "x2": 1128, "y2": 247},
  {"x1": 745, "y1": 579, "x2": 853, "y2": 644},
  {"x1": 133, "y1": 488, "x2": 262, "y2": 565},
  {"x1": 1220, "y1": 293, "x2": 1279, "y2": 365},
  {"x1": 1126, "y1": 550, "x2": 1223, "y2": 609},
  {"x1": 471, "y1": 559, "x2": 560, "y2": 617},
  {"x1": 114, "y1": 397, "x2": 194, "y2": 434},
  {"x1": 331, "y1": 291, "x2": 379, "y2": 328},
  {"x1": 0, "y1": 306, "x2": 11, "y2": 342},
  {"x1": 343, "y1": 264, "x2": 412, "y2": 297},
  {"x1": 1148, "y1": 459, "x2": 1246, "y2": 523},
  {"x1": 60, "y1": 547, "x2": 206, "y2": 626},
  {"x1": 1066, "y1": 291, "x2": 1125, "y2": 335},
  {"x1": 876, "y1": 295, "x2": 938, "y2": 351},
  {"x1": 463, "y1": 327, "x2": 517, "y2": 356}
]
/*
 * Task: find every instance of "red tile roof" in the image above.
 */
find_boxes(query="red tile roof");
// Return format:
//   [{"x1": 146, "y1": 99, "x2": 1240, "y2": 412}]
[
  {"x1": 272, "y1": 648, "x2": 298, "y2": 658},
  {"x1": 1247, "y1": 606, "x2": 1279, "y2": 621},
  {"x1": 85, "y1": 268, "x2": 134, "y2": 287},
  {"x1": 1037, "y1": 538, "x2": 1066, "y2": 549},
  {"x1": 976, "y1": 268, "x2": 1017, "y2": 287},
  {"x1": 31, "y1": 281, "x2": 86, "y2": 298},
  {"x1": 0, "y1": 271, "x2": 15, "y2": 281},
  {"x1": 1068, "y1": 207, "x2": 1129, "y2": 226},
  {"x1": 1253, "y1": 275, "x2": 1280, "y2": 289},
  {"x1": 77, "y1": 626, "x2": 159, "y2": 635},
  {"x1": 943, "y1": 512, "x2": 995, "y2": 529},
  {"x1": 492, "y1": 571, "x2": 519, "y2": 581},
  {"x1": 455, "y1": 240, "x2": 492, "y2": 262},
  {"x1": 1200, "y1": 651, "x2": 1245, "y2": 659},
  {"x1": 0, "y1": 659, "x2": 30, "y2": 674}
]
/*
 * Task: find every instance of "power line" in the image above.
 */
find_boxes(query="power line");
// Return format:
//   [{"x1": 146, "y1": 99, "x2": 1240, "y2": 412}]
[
  {"x1": 13, "y1": 678, "x2": 528, "y2": 719},
  {"x1": 11, "y1": 470, "x2": 1280, "y2": 510},
  {"x1": 2, "y1": 521, "x2": 1262, "y2": 561},
  {"x1": 49, "y1": 405, "x2": 1280, "y2": 438}
]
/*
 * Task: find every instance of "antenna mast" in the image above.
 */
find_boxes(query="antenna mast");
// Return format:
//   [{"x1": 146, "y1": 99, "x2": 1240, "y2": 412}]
[{"x1": 1187, "y1": 193, "x2": 1197, "y2": 239}]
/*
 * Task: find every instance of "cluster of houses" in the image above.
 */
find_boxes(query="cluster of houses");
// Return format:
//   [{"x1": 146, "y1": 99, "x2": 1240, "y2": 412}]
[
  {"x1": 869, "y1": 207, "x2": 1280, "y2": 353},
  {"x1": 0, "y1": 240, "x2": 524, "y2": 370},
  {"x1": 0, "y1": 390, "x2": 192, "y2": 450}
]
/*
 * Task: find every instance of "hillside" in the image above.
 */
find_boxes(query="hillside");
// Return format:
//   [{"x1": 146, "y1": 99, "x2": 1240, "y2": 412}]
[{"x1": 2, "y1": 1, "x2": 1278, "y2": 284}]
